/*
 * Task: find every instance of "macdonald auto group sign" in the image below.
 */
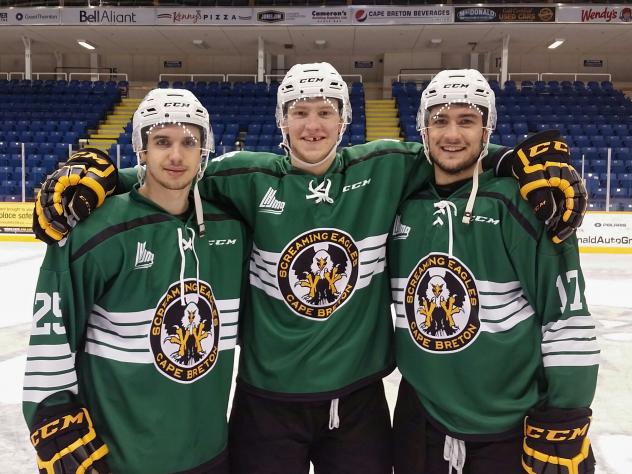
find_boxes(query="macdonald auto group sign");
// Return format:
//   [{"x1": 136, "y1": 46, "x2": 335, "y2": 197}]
[{"x1": 0, "y1": 5, "x2": 631, "y2": 26}]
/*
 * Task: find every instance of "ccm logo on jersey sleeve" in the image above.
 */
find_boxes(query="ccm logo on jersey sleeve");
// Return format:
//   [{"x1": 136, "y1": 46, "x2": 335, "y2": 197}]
[{"x1": 342, "y1": 178, "x2": 371, "y2": 193}]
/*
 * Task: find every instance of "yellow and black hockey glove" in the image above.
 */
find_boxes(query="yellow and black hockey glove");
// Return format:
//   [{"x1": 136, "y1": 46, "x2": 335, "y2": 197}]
[
  {"x1": 33, "y1": 148, "x2": 118, "y2": 244},
  {"x1": 511, "y1": 130, "x2": 587, "y2": 244},
  {"x1": 30, "y1": 404, "x2": 110, "y2": 474},
  {"x1": 522, "y1": 407, "x2": 595, "y2": 474}
]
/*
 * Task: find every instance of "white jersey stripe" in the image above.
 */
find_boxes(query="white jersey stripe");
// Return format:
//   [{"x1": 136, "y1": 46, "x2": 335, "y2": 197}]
[
  {"x1": 542, "y1": 326, "x2": 597, "y2": 342},
  {"x1": 23, "y1": 384, "x2": 79, "y2": 404},
  {"x1": 250, "y1": 271, "x2": 283, "y2": 300},
  {"x1": 357, "y1": 233, "x2": 388, "y2": 250},
  {"x1": 543, "y1": 315, "x2": 595, "y2": 334},
  {"x1": 219, "y1": 338, "x2": 237, "y2": 351},
  {"x1": 541, "y1": 339, "x2": 600, "y2": 354},
  {"x1": 26, "y1": 343, "x2": 74, "y2": 359},
  {"x1": 250, "y1": 253, "x2": 277, "y2": 277},
  {"x1": 395, "y1": 316, "x2": 408, "y2": 329},
  {"x1": 390, "y1": 277, "x2": 407, "y2": 290},
  {"x1": 24, "y1": 355, "x2": 76, "y2": 375},
  {"x1": 479, "y1": 299, "x2": 533, "y2": 323},
  {"x1": 85, "y1": 341, "x2": 154, "y2": 363},
  {"x1": 220, "y1": 312, "x2": 239, "y2": 326},
  {"x1": 216, "y1": 298, "x2": 240, "y2": 312},
  {"x1": 480, "y1": 305, "x2": 535, "y2": 333},
  {"x1": 250, "y1": 259, "x2": 278, "y2": 286},
  {"x1": 479, "y1": 289, "x2": 525, "y2": 309},
  {"x1": 220, "y1": 324, "x2": 238, "y2": 339},
  {"x1": 88, "y1": 316, "x2": 148, "y2": 338},
  {"x1": 542, "y1": 353, "x2": 600, "y2": 367},
  {"x1": 86, "y1": 326, "x2": 149, "y2": 352},
  {"x1": 93, "y1": 304, "x2": 154, "y2": 325},
  {"x1": 359, "y1": 246, "x2": 386, "y2": 263},
  {"x1": 477, "y1": 280, "x2": 522, "y2": 294},
  {"x1": 23, "y1": 370, "x2": 77, "y2": 390}
]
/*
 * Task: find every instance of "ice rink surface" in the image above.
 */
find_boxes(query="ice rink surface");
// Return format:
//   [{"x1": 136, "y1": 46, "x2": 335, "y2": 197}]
[{"x1": 1, "y1": 242, "x2": 631, "y2": 473}]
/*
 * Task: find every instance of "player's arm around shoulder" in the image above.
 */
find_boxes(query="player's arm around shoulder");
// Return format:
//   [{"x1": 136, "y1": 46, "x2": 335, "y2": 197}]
[{"x1": 340, "y1": 138, "x2": 422, "y2": 161}]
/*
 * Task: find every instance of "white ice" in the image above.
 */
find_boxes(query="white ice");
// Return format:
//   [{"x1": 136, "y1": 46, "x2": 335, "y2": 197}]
[{"x1": 1, "y1": 243, "x2": 631, "y2": 473}]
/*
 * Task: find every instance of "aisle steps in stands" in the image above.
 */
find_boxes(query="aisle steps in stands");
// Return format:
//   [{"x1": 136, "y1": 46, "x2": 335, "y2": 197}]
[
  {"x1": 365, "y1": 99, "x2": 401, "y2": 141},
  {"x1": 87, "y1": 98, "x2": 142, "y2": 152}
]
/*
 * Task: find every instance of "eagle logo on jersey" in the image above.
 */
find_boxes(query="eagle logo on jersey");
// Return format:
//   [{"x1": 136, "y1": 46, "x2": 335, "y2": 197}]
[
  {"x1": 150, "y1": 279, "x2": 220, "y2": 383},
  {"x1": 278, "y1": 229, "x2": 359, "y2": 320},
  {"x1": 404, "y1": 253, "x2": 480, "y2": 353}
]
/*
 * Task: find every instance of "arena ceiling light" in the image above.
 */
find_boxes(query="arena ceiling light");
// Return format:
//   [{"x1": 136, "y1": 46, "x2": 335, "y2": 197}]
[
  {"x1": 77, "y1": 40, "x2": 96, "y2": 50},
  {"x1": 192, "y1": 39, "x2": 209, "y2": 49},
  {"x1": 548, "y1": 39, "x2": 565, "y2": 49}
]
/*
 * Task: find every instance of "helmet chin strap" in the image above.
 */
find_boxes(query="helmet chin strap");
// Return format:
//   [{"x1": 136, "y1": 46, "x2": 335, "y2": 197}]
[{"x1": 462, "y1": 129, "x2": 492, "y2": 225}]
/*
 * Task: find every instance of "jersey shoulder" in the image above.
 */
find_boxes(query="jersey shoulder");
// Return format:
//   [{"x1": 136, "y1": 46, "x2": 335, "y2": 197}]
[
  {"x1": 339, "y1": 139, "x2": 422, "y2": 165},
  {"x1": 68, "y1": 193, "x2": 149, "y2": 250},
  {"x1": 208, "y1": 150, "x2": 288, "y2": 176}
]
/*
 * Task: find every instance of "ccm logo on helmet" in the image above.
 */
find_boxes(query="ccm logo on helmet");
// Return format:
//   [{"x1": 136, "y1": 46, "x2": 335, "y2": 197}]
[
  {"x1": 445, "y1": 84, "x2": 468, "y2": 88},
  {"x1": 164, "y1": 102, "x2": 190, "y2": 107},
  {"x1": 299, "y1": 78, "x2": 324, "y2": 83}
]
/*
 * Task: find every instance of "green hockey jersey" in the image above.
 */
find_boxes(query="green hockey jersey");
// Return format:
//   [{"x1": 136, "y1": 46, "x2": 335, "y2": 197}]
[
  {"x1": 23, "y1": 187, "x2": 249, "y2": 474},
  {"x1": 119, "y1": 140, "x2": 510, "y2": 400},
  {"x1": 388, "y1": 170, "x2": 599, "y2": 438}
]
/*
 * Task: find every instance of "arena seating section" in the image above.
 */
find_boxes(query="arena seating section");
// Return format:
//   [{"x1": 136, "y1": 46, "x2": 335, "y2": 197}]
[
  {"x1": 2, "y1": 75, "x2": 632, "y2": 211},
  {"x1": 0, "y1": 79, "x2": 122, "y2": 200},
  {"x1": 394, "y1": 78, "x2": 632, "y2": 211}
]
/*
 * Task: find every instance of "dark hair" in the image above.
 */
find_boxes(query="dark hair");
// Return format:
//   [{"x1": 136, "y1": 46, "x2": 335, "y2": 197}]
[{"x1": 140, "y1": 123, "x2": 203, "y2": 150}]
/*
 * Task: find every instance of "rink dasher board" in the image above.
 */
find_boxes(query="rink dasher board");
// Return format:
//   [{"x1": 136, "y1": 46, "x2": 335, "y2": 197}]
[{"x1": 1, "y1": 210, "x2": 632, "y2": 253}]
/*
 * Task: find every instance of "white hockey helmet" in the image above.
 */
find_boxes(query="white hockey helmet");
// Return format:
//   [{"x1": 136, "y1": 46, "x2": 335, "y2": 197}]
[
  {"x1": 417, "y1": 69, "x2": 496, "y2": 163},
  {"x1": 132, "y1": 88, "x2": 214, "y2": 162},
  {"x1": 276, "y1": 62, "x2": 352, "y2": 149}
]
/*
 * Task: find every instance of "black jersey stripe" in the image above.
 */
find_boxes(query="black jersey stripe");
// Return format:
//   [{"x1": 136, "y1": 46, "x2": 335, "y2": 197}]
[
  {"x1": 71, "y1": 212, "x2": 235, "y2": 262},
  {"x1": 476, "y1": 191, "x2": 538, "y2": 241},
  {"x1": 71, "y1": 214, "x2": 171, "y2": 261}
]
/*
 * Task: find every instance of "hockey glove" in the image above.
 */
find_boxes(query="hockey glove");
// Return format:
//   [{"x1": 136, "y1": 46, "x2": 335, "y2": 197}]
[
  {"x1": 33, "y1": 148, "x2": 118, "y2": 244},
  {"x1": 30, "y1": 404, "x2": 110, "y2": 474},
  {"x1": 511, "y1": 130, "x2": 587, "y2": 244},
  {"x1": 522, "y1": 407, "x2": 595, "y2": 474}
]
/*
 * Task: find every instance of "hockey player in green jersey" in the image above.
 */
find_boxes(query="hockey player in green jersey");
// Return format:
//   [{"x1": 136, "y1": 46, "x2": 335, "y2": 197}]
[
  {"x1": 23, "y1": 89, "x2": 248, "y2": 474},
  {"x1": 32, "y1": 63, "x2": 587, "y2": 474},
  {"x1": 388, "y1": 69, "x2": 599, "y2": 474}
]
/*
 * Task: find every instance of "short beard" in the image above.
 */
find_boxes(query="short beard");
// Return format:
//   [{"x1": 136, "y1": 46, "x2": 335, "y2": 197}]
[{"x1": 430, "y1": 151, "x2": 480, "y2": 176}]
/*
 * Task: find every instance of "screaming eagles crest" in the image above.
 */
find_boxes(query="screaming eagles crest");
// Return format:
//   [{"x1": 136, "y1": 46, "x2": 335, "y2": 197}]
[
  {"x1": 404, "y1": 253, "x2": 480, "y2": 353},
  {"x1": 278, "y1": 229, "x2": 359, "y2": 320},
  {"x1": 150, "y1": 279, "x2": 220, "y2": 383}
]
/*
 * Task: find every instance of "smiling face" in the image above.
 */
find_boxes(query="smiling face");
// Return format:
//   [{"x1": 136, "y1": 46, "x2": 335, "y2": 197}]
[
  {"x1": 282, "y1": 97, "x2": 343, "y2": 167},
  {"x1": 140, "y1": 123, "x2": 202, "y2": 194},
  {"x1": 425, "y1": 103, "x2": 488, "y2": 184}
]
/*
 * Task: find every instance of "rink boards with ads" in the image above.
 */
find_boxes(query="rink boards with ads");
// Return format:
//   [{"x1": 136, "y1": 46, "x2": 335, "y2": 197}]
[
  {"x1": 576, "y1": 211, "x2": 632, "y2": 254},
  {"x1": 0, "y1": 202, "x2": 37, "y2": 242},
  {"x1": 1, "y1": 204, "x2": 632, "y2": 251}
]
